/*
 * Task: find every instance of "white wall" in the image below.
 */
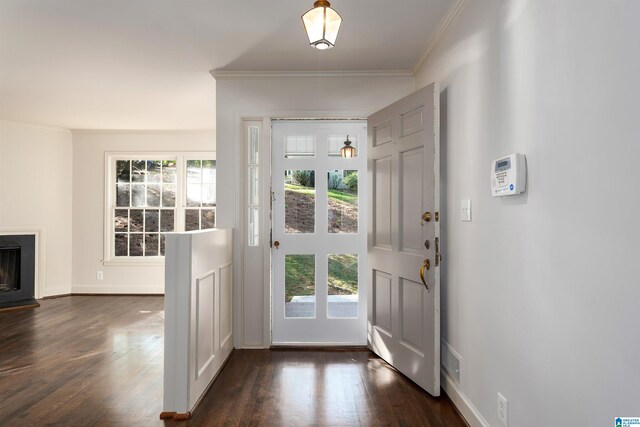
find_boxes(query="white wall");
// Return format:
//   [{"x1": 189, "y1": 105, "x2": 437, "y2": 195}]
[
  {"x1": 163, "y1": 228, "x2": 233, "y2": 417},
  {"x1": 72, "y1": 131, "x2": 215, "y2": 294},
  {"x1": 215, "y1": 74, "x2": 415, "y2": 348},
  {"x1": 0, "y1": 120, "x2": 73, "y2": 297},
  {"x1": 414, "y1": 0, "x2": 640, "y2": 425}
]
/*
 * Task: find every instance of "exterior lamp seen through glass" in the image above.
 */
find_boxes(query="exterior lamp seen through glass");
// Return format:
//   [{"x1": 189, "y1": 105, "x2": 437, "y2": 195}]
[
  {"x1": 302, "y1": 0, "x2": 342, "y2": 50},
  {"x1": 341, "y1": 135, "x2": 356, "y2": 158}
]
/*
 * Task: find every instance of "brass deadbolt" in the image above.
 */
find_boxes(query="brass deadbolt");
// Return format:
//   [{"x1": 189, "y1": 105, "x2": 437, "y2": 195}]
[
  {"x1": 273, "y1": 241, "x2": 280, "y2": 249},
  {"x1": 422, "y1": 212, "x2": 431, "y2": 222}
]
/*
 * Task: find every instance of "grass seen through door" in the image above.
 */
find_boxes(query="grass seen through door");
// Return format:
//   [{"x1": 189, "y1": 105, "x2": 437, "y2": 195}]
[{"x1": 285, "y1": 254, "x2": 358, "y2": 302}]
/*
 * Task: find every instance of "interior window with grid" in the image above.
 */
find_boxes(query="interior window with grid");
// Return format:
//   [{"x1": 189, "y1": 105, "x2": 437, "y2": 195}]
[
  {"x1": 185, "y1": 159, "x2": 216, "y2": 231},
  {"x1": 114, "y1": 159, "x2": 176, "y2": 257},
  {"x1": 108, "y1": 154, "x2": 216, "y2": 261}
]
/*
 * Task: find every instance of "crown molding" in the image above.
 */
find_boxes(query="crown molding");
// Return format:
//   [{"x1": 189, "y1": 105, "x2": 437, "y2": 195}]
[
  {"x1": 411, "y1": 0, "x2": 467, "y2": 74},
  {"x1": 0, "y1": 118, "x2": 71, "y2": 133},
  {"x1": 70, "y1": 129, "x2": 215, "y2": 134},
  {"x1": 210, "y1": 70, "x2": 413, "y2": 79}
]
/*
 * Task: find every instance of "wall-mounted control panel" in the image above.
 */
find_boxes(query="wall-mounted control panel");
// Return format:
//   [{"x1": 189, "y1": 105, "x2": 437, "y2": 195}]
[{"x1": 491, "y1": 153, "x2": 526, "y2": 197}]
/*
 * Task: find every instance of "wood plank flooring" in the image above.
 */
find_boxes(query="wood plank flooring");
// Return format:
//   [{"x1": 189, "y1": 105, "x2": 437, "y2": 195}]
[{"x1": 0, "y1": 296, "x2": 467, "y2": 426}]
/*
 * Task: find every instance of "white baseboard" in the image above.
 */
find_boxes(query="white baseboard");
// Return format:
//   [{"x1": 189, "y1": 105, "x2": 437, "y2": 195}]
[
  {"x1": 71, "y1": 285, "x2": 164, "y2": 294},
  {"x1": 442, "y1": 370, "x2": 491, "y2": 427},
  {"x1": 43, "y1": 286, "x2": 71, "y2": 298}
]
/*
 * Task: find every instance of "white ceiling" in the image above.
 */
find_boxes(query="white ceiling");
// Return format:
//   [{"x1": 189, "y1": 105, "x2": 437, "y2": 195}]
[{"x1": 0, "y1": 0, "x2": 454, "y2": 130}]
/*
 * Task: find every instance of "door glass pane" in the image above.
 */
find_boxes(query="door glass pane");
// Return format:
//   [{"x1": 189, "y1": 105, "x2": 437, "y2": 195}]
[
  {"x1": 248, "y1": 127, "x2": 259, "y2": 165},
  {"x1": 284, "y1": 136, "x2": 315, "y2": 158},
  {"x1": 328, "y1": 170, "x2": 358, "y2": 234},
  {"x1": 328, "y1": 254, "x2": 358, "y2": 318},
  {"x1": 248, "y1": 167, "x2": 259, "y2": 206},
  {"x1": 285, "y1": 170, "x2": 315, "y2": 234},
  {"x1": 285, "y1": 254, "x2": 315, "y2": 318},
  {"x1": 328, "y1": 134, "x2": 359, "y2": 157},
  {"x1": 248, "y1": 207, "x2": 259, "y2": 246}
]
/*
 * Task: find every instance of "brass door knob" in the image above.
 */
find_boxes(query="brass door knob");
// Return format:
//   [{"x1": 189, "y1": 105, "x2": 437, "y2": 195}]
[{"x1": 422, "y1": 212, "x2": 431, "y2": 222}]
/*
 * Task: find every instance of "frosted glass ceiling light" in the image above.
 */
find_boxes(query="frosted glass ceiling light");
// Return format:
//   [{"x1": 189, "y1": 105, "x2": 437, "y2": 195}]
[{"x1": 302, "y1": 0, "x2": 342, "y2": 50}]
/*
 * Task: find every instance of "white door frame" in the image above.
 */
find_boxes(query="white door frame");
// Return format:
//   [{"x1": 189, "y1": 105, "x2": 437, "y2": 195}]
[
  {"x1": 270, "y1": 120, "x2": 368, "y2": 346},
  {"x1": 237, "y1": 112, "x2": 370, "y2": 349}
]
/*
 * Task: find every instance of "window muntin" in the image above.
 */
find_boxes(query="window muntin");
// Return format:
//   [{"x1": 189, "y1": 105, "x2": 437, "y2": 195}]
[
  {"x1": 112, "y1": 159, "x2": 176, "y2": 258},
  {"x1": 184, "y1": 159, "x2": 216, "y2": 231},
  {"x1": 248, "y1": 126, "x2": 260, "y2": 246},
  {"x1": 107, "y1": 153, "x2": 215, "y2": 262}
]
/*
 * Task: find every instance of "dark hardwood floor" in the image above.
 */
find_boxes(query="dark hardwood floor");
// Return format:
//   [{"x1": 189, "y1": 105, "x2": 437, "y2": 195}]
[{"x1": 0, "y1": 296, "x2": 467, "y2": 426}]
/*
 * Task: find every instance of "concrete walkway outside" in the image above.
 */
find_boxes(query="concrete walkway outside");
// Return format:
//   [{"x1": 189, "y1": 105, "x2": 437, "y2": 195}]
[{"x1": 285, "y1": 295, "x2": 358, "y2": 318}]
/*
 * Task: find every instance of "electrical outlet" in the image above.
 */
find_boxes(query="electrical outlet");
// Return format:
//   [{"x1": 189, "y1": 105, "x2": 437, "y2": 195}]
[
  {"x1": 497, "y1": 393, "x2": 508, "y2": 426},
  {"x1": 96, "y1": 271, "x2": 104, "y2": 280}
]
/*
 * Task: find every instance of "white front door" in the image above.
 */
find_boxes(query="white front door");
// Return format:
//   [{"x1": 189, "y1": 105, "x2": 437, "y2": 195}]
[
  {"x1": 367, "y1": 84, "x2": 441, "y2": 395},
  {"x1": 272, "y1": 120, "x2": 367, "y2": 345}
]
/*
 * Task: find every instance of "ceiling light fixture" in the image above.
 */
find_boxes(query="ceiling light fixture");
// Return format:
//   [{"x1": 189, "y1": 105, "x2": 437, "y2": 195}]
[
  {"x1": 302, "y1": 0, "x2": 343, "y2": 50},
  {"x1": 341, "y1": 135, "x2": 355, "y2": 158}
]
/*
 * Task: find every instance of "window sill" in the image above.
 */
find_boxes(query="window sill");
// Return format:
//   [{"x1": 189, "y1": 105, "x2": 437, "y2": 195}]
[{"x1": 102, "y1": 258, "x2": 165, "y2": 267}]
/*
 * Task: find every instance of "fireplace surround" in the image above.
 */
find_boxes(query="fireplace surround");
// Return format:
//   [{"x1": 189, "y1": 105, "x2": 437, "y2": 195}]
[{"x1": 0, "y1": 235, "x2": 38, "y2": 310}]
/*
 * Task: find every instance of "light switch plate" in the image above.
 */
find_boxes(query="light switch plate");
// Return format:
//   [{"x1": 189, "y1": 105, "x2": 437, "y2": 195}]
[
  {"x1": 460, "y1": 199, "x2": 471, "y2": 222},
  {"x1": 497, "y1": 393, "x2": 508, "y2": 426}
]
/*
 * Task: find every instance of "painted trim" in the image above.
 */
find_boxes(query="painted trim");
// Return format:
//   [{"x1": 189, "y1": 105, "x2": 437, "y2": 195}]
[
  {"x1": 441, "y1": 369, "x2": 490, "y2": 427},
  {"x1": 71, "y1": 285, "x2": 164, "y2": 294},
  {"x1": 210, "y1": 70, "x2": 413, "y2": 79},
  {"x1": 102, "y1": 151, "x2": 215, "y2": 264},
  {"x1": 71, "y1": 129, "x2": 215, "y2": 134},
  {"x1": 411, "y1": 0, "x2": 467, "y2": 74},
  {"x1": 0, "y1": 119, "x2": 71, "y2": 133},
  {"x1": 271, "y1": 342, "x2": 368, "y2": 347}
]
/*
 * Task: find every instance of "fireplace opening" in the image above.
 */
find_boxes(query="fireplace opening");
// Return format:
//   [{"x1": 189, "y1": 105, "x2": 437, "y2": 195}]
[
  {"x1": 0, "y1": 234, "x2": 37, "y2": 310},
  {"x1": 0, "y1": 246, "x2": 21, "y2": 293}
]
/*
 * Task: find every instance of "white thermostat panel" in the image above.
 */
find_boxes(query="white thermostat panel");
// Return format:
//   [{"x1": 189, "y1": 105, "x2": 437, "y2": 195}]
[{"x1": 491, "y1": 153, "x2": 526, "y2": 197}]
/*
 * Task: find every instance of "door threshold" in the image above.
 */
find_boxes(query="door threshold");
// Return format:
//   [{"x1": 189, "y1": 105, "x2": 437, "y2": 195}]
[{"x1": 270, "y1": 345, "x2": 369, "y2": 352}]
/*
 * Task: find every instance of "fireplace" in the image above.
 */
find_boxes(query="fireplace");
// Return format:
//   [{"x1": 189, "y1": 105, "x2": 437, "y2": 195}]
[
  {"x1": 0, "y1": 235, "x2": 38, "y2": 310},
  {"x1": 0, "y1": 246, "x2": 21, "y2": 293}
]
